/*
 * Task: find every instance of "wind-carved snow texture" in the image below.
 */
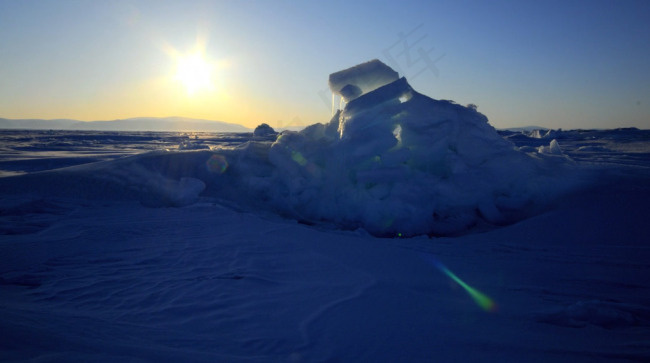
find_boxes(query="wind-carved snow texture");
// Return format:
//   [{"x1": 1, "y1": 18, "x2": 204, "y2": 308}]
[{"x1": 0, "y1": 60, "x2": 582, "y2": 237}]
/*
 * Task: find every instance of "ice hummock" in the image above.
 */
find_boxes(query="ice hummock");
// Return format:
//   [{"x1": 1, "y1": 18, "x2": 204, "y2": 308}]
[
  {"x1": 258, "y1": 60, "x2": 575, "y2": 236},
  {"x1": 0, "y1": 60, "x2": 580, "y2": 237},
  {"x1": 253, "y1": 123, "x2": 277, "y2": 138}
]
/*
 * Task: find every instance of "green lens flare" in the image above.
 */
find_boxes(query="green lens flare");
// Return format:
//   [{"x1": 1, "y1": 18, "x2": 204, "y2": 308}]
[
  {"x1": 291, "y1": 150, "x2": 308, "y2": 166},
  {"x1": 423, "y1": 254, "x2": 497, "y2": 312},
  {"x1": 439, "y1": 266, "x2": 497, "y2": 312},
  {"x1": 206, "y1": 154, "x2": 228, "y2": 173}
]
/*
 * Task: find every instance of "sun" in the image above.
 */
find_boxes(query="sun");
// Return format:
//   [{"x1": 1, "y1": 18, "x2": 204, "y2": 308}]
[{"x1": 174, "y1": 51, "x2": 215, "y2": 96}]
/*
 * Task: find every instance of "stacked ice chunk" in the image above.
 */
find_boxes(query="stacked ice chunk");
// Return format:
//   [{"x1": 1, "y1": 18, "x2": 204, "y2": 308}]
[{"x1": 328, "y1": 59, "x2": 399, "y2": 102}]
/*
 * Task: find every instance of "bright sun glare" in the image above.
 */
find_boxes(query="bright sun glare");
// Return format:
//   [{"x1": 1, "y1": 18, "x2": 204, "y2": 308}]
[{"x1": 174, "y1": 51, "x2": 215, "y2": 96}]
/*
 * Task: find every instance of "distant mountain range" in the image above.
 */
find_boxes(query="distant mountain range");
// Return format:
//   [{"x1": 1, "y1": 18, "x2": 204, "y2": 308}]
[
  {"x1": 0, "y1": 117, "x2": 252, "y2": 132},
  {"x1": 1, "y1": 116, "x2": 549, "y2": 133}
]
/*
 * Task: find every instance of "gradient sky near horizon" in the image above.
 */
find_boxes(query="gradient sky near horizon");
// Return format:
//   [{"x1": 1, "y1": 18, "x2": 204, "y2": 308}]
[{"x1": 1, "y1": 0, "x2": 649, "y2": 130}]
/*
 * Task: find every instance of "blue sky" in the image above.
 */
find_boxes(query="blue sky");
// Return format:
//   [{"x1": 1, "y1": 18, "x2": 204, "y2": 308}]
[{"x1": 1, "y1": 0, "x2": 648, "y2": 129}]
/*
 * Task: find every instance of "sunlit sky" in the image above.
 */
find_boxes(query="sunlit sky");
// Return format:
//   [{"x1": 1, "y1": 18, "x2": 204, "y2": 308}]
[{"x1": 1, "y1": 0, "x2": 649, "y2": 130}]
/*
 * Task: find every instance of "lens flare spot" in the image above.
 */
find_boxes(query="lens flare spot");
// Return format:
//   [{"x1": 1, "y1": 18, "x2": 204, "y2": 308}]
[
  {"x1": 423, "y1": 254, "x2": 497, "y2": 312},
  {"x1": 206, "y1": 154, "x2": 228, "y2": 174},
  {"x1": 439, "y1": 265, "x2": 497, "y2": 312},
  {"x1": 291, "y1": 150, "x2": 308, "y2": 166}
]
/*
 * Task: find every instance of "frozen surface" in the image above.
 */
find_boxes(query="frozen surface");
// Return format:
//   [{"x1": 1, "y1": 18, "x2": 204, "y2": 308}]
[
  {"x1": 499, "y1": 127, "x2": 650, "y2": 168},
  {"x1": 0, "y1": 130, "x2": 254, "y2": 177},
  {"x1": 1, "y1": 61, "x2": 650, "y2": 361}
]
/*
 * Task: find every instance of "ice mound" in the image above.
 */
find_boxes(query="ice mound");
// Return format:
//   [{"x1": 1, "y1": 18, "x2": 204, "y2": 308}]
[
  {"x1": 538, "y1": 139, "x2": 564, "y2": 155},
  {"x1": 225, "y1": 60, "x2": 575, "y2": 236},
  {"x1": 0, "y1": 60, "x2": 578, "y2": 236},
  {"x1": 253, "y1": 123, "x2": 277, "y2": 138}
]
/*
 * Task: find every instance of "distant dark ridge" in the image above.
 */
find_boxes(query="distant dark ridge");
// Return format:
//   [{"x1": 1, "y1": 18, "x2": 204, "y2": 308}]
[{"x1": 0, "y1": 117, "x2": 251, "y2": 132}]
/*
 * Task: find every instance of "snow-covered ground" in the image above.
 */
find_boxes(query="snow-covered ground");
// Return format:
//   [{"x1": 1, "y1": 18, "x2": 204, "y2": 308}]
[
  {"x1": 2, "y1": 130, "x2": 648, "y2": 363},
  {"x1": 1, "y1": 61, "x2": 649, "y2": 361}
]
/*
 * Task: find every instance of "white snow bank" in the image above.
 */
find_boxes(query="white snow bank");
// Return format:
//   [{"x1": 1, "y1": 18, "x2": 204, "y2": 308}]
[{"x1": 0, "y1": 150, "x2": 211, "y2": 208}]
